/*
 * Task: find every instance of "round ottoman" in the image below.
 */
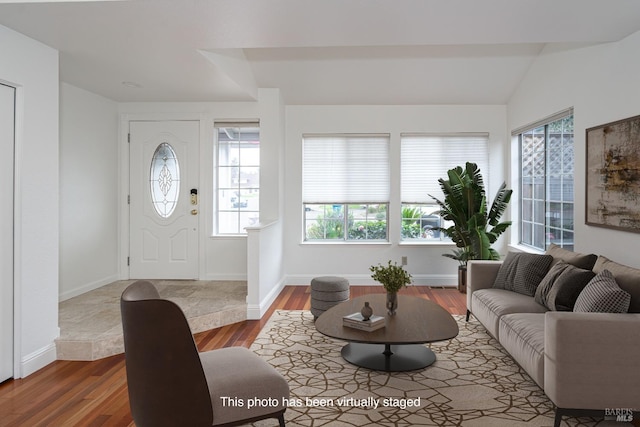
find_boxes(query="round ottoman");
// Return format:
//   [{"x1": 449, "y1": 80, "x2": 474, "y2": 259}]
[{"x1": 310, "y1": 276, "x2": 350, "y2": 320}]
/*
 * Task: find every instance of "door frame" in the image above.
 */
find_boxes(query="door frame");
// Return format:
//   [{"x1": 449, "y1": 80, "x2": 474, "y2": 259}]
[
  {"x1": 119, "y1": 113, "x2": 211, "y2": 280},
  {"x1": 1, "y1": 79, "x2": 24, "y2": 379}
]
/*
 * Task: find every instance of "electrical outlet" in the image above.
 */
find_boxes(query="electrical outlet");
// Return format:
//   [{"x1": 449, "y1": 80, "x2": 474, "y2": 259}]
[{"x1": 401, "y1": 256, "x2": 408, "y2": 266}]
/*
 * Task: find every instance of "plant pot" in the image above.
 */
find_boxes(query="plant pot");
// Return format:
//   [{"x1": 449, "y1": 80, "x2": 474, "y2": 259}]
[
  {"x1": 458, "y1": 265, "x2": 467, "y2": 294},
  {"x1": 386, "y1": 291, "x2": 398, "y2": 315}
]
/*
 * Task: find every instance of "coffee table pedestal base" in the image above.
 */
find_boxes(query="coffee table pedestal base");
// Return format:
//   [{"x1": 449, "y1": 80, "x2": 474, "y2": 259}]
[{"x1": 341, "y1": 343, "x2": 436, "y2": 372}]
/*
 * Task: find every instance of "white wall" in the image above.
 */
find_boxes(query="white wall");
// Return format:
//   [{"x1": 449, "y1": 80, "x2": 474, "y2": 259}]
[
  {"x1": 284, "y1": 105, "x2": 508, "y2": 286},
  {"x1": 59, "y1": 83, "x2": 119, "y2": 300},
  {"x1": 0, "y1": 24, "x2": 59, "y2": 377},
  {"x1": 508, "y1": 31, "x2": 640, "y2": 268}
]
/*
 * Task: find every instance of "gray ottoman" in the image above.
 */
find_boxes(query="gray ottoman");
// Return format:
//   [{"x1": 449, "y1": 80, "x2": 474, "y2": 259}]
[{"x1": 310, "y1": 276, "x2": 350, "y2": 320}]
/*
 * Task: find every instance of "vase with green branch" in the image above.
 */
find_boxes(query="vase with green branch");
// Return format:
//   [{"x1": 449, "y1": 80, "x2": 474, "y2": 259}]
[{"x1": 370, "y1": 260, "x2": 412, "y2": 315}]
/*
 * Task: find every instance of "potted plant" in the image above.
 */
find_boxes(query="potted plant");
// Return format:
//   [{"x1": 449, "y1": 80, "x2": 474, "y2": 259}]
[
  {"x1": 370, "y1": 260, "x2": 412, "y2": 315},
  {"x1": 429, "y1": 162, "x2": 512, "y2": 293}
]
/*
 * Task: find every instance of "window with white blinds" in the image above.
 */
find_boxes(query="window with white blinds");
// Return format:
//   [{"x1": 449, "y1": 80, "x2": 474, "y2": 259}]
[
  {"x1": 401, "y1": 133, "x2": 489, "y2": 203},
  {"x1": 303, "y1": 134, "x2": 390, "y2": 203},
  {"x1": 302, "y1": 134, "x2": 390, "y2": 241},
  {"x1": 400, "y1": 133, "x2": 489, "y2": 241}
]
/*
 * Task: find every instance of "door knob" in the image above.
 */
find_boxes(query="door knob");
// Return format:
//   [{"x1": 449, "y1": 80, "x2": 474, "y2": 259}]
[{"x1": 191, "y1": 209, "x2": 198, "y2": 215}]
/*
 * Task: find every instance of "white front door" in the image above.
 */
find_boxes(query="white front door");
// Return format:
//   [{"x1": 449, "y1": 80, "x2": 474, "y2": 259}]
[
  {"x1": 129, "y1": 121, "x2": 200, "y2": 279},
  {"x1": 0, "y1": 83, "x2": 15, "y2": 383}
]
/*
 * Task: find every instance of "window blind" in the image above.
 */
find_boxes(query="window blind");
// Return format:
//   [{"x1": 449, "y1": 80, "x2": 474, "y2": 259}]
[
  {"x1": 303, "y1": 134, "x2": 390, "y2": 203},
  {"x1": 401, "y1": 133, "x2": 489, "y2": 203}
]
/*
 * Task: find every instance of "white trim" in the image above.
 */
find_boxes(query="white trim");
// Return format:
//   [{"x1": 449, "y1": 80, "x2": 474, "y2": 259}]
[
  {"x1": 20, "y1": 342, "x2": 57, "y2": 378},
  {"x1": 507, "y1": 243, "x2": 544, "y2": 255},
  {"x1": 203, "y1": 273, "x2": 248, "y2": 281},
  {"x1": 58, "y1": 274, "x2": 120, "y2": 302},
  {"x1": 118, "y1": 114, "x2": 130, "y2": 279},
  {"x1": 284, "y1": 274, "x2": 457, "y2": 287},
  {"x1": 198, "y1": 115, "x2": 210, "y2": 279},
  {"x1": 511, "y1": 107, "x2": 574, "y2": 136},
  {"x1": 246, "y1": 278, "x2": 285, "y2": 320},
  {"x1": 12, "y1": 85, "x2": 25, "y2": 379}
]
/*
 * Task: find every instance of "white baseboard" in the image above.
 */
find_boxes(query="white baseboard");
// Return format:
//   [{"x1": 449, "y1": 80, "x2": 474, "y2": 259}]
[
  {"x1": 285, "y1": 274, "x2": 457, "y2": 287},
  {"x1": 59, "y1": 274, "x2": 120, "y2": 302},
  {"x1": 247, "y1": 279, "x2": 286, "y2": 320},
  {"x1": 203, "y1": 273, "x2": 248, "y2": 281},
  {"x1": 20, "y1": 342, "x2": 57, "y2": 378}
]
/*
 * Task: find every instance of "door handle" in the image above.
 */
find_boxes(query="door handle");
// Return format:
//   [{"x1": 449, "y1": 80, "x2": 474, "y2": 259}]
[{"x1": 191, "y1": 209, "x2": 198, "y2": 215}]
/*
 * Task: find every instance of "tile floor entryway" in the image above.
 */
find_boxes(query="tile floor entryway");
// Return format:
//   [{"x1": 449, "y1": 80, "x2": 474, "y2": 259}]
[{"x1": 56, "y1": 280, "x2": 247, "y2": 361}]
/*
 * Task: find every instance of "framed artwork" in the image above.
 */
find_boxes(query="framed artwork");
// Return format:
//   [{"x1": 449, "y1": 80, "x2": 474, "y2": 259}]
[{"x1": 586, "y1": 114, "x2": 640, "y2": 233}]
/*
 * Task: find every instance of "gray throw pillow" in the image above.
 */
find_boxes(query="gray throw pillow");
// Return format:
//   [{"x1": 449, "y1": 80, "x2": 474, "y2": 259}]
[
  {"x1": 574, "y1": 270, "x2": 631, "y2": 313},
  {"x1": 545, "y1": 243, "x2": 598, "y2": 270},
  {"x1": 535, "y1": 261, "x2": 564, "y2": 307},
  {"x1": 535, "y1": 261, "x2": 595, "y2": 311},
  {"x1": 593, "y1": 256, "x2": 640, "y2": 313},
  {"x1": 493, "y1": 252, "x2": 554, "y2": 296}
]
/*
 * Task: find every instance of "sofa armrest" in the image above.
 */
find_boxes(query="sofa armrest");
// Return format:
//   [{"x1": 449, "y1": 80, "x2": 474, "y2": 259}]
[
  {"x1": 544, "y1": 311, "x2": 640, "y2": 410},
  {"x1": 466, "y1": 260, "x2": 502, "y2": 315}
]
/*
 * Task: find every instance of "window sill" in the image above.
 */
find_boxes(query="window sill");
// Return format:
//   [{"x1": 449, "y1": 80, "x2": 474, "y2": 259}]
[
  {"x1": 300, "y1": 241, "x2": 392, "y2": 246},
  {"x1": 508, "y1": 243, "x2": 544, "y2": 254},
  {"x1": 210, "y1": 234, "x2": 247, "y2": 239},
  {"x1": 398, "y1": 241, "x2": 455, "y2": 247}
]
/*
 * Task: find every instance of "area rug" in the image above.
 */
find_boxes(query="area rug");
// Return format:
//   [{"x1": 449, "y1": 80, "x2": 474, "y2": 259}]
[{"x1": 249, "y1": 310, "x2": 621, "y2": 427}]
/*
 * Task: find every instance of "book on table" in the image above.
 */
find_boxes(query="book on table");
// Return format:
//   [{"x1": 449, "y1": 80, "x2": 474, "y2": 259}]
[{"x1": 342, "y1": 312, "x2": 385, "y2": 331}]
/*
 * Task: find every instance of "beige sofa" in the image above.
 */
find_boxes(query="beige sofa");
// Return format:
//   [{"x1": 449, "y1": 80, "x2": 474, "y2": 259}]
[{"x1": 466, "y1": 246, "x2": 640, "y2": 426}]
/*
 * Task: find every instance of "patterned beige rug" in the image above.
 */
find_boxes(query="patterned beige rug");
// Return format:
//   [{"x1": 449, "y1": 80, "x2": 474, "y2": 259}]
[{"x1": 250, "y1": 310, "x2": 623, "y2": 427}]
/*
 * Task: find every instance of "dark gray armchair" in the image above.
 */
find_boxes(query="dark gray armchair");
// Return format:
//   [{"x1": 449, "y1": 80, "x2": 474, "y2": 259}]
[{"x1": 120, "y1": 280, "x2": 289, "y2": 426}]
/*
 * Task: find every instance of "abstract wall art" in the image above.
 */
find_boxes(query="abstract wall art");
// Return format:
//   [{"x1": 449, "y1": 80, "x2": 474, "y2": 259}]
[{"x1": 586, "y1": 114, "x2": 640, "y2": 233}]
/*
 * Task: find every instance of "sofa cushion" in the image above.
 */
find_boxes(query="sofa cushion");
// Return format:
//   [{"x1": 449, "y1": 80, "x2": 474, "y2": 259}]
[
  {"x1": 593, "y1": 256, "x2": 640, "y2": 313},
  {"x1": 574, "y1": 270, "x2": 631, "y2": 313},
  {"x1": 534, "y1": 261, "x2": 595, "y2": 311},
  {"x1": 498, "y1": 313, "x2": 546, "y2": 388},
  {"x1": 493, "y1": 252, "x2": 553, "y2": 296},
  {"x1": 472, "y1": 288, "x2": 547, "y2": 339},
  {"x1": 545, "y1": 243, "x2": 597, "y2": 270}
]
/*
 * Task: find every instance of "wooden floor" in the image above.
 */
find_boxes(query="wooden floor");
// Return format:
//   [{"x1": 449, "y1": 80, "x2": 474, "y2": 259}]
[{"x1": 0, "y1": 286, "x2": 466, "y2": 427}]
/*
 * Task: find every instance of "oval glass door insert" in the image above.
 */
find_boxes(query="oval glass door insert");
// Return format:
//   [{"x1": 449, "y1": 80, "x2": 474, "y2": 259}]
[{"x1": 150, "y1": 142, "x2": 180, "y2": 218}]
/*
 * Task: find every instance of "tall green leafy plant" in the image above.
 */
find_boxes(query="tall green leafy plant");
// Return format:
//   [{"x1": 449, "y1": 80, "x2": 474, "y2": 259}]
[{"x1": 430, "y1": 162, "x2": 512, "y2": 263}]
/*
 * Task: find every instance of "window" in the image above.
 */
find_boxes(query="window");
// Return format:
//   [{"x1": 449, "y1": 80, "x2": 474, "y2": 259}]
[
  {"x1": 215, "y1": 123, "x2": 259, "y2": 235},
  {"x1": 303, "y1": 134, "x2": 390, "y2": 241},
  {"x1": 400, "y1": 133, "x2": 489, "y2": 241},
  {"x1": 150, "y1": 142, "x2": 180, "y2": 219},
  {"x1": 517, "y1": 111, "x2": 574, "y2": 250}
]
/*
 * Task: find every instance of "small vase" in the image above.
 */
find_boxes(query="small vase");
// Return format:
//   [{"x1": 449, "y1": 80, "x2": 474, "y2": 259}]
[
  {"x1": 386, "y1": 292, "x2": 398, "y2": 316},
  {"x1": 361, "y1": 301, "x2": 373, "y2": 321}
]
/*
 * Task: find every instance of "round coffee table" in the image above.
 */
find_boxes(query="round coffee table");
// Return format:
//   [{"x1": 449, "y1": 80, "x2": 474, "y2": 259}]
[{"x1": 315, "y1": 294, "x2": 459, "y2": 372}]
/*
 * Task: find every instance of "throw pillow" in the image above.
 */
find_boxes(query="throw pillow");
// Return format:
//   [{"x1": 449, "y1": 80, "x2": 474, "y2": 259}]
[
  {"x1": 535, "y1": 261, "x2": 565, "y2": 307},
  {"x1": 545, "y1": 243, "x2": 598, "y2": 270},
  {"x1": 574, "y1": 270, "x2": 631, "y2": 313},
  {"x1": 593, "y1": 256, "x2": 640, "y2": 313},
  {"x1": 493, "y1": 252, "x2": 553, "y2": 296},
  {"x1": 535, "y1": 261, "x2": 596, "y2": 311}
]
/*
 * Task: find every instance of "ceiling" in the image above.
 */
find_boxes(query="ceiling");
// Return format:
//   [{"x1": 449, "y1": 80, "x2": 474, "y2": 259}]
[{"x1": 2, "y1": 0, "x2": 640, "y2": 105}]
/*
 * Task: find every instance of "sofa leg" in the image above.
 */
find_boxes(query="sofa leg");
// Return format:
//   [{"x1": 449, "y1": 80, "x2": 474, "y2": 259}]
[
  {"x1": 554, "y1": 408, "x2": 563, "y2": 427},
  {"x1": 465, "y1": 310, "x2": 471, "y2": 322}
]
